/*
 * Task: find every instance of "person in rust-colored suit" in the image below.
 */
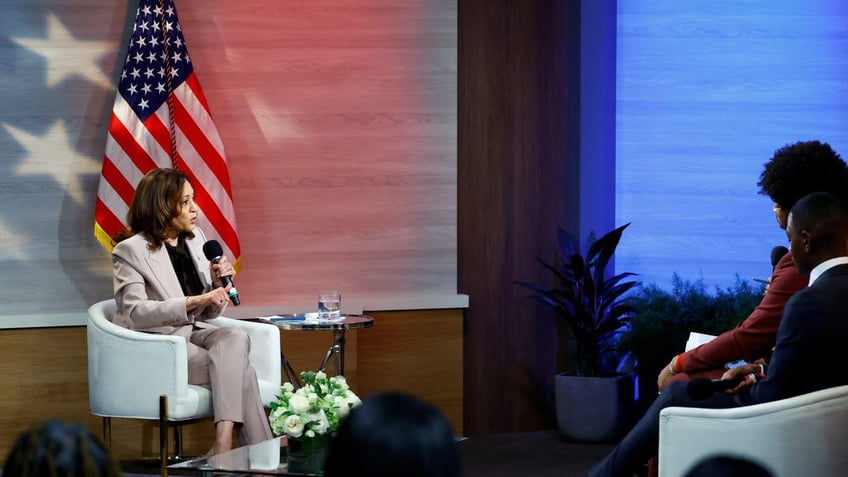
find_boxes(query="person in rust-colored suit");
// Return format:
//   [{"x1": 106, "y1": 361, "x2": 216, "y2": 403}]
[
  {"x1": 646, "y1": 141, "x2": 848, "y2": 477},
  {"x1": 590, "y1": 191, "x2": 848, "y2": 477},
  {"x1": 111, "y1": 168, "x2": 272, "y2": 454},
  {"x1": 659, "y1": 140, "x2": 848, "y2": 390}
]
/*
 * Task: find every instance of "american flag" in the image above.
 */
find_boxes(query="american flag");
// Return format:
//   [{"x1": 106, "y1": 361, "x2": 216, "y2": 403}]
[{"x1": 94, "y1": 0, "x2": 240, "y2": 268}]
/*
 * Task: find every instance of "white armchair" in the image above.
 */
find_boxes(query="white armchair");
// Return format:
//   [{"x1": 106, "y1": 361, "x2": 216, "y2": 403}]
[
  {"x1": 658, "y1": 384, "x2": 848, "y2": 477},
  {"x1": 87, "y1": 298, "x2": 281, "y2": 466}
]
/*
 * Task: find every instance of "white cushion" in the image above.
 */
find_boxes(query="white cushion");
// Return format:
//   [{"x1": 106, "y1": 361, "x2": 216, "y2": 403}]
[
  {"x1": 88, "y1": 299, "x2": 281, "y2": 422},
  {"x1": 658, "y1": 384, "x2": 848, "y2": 477}
]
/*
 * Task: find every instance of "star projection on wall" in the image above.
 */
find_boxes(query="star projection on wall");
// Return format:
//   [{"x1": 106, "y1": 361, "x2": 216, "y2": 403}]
[
  {"x1": 10, "y1": 11, "x2": 115, "y2": 89},
  {"x1": 0, "y1": 4, "x2": 125, "y2": 322}
]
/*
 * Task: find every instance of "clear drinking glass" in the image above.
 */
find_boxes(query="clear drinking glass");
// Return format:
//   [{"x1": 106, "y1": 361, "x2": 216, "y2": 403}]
[{"x1": 318, "y1": 291, "x2": 341, "y2": 320}]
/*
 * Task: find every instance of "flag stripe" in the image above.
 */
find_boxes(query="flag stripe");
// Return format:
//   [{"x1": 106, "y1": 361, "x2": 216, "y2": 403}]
[
  {"x1": 94, "y1": 197, "x2": 127, "y2": 242},
  {"x1": 185, "y1": 73, "x2": 212, "y2": 118},
  {"x1": 100, "y1": 155, "x2": 136, "y2": 207},
  {"x1": 177, "y1": 157, "x2": 240, "y2": 257},
  {"x1": 108, "y1": 111, "x2": 159, "y2": 173},
  {"x1": 144, "y1": 109, "x2": 178, "y2": 165},
  {"x1": 170, "y1": 82, "x2": 239, "y2": 256},
  {"x1": 172, "y1": 90, "x2": 233, "y2": 197},
  {"x1": 94, "y1": 0, "x2": 241, "y2": 264}
]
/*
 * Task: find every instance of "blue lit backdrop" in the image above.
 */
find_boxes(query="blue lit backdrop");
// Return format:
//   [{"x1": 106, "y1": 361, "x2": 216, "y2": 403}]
[{"x1": 616, "y1": 0, "x2": 848, "y2": 290}]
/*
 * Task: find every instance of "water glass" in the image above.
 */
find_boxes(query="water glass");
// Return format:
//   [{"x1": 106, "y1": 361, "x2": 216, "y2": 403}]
[{"x1": 318, "y1": 291, "x2": 341, "y2": 320}]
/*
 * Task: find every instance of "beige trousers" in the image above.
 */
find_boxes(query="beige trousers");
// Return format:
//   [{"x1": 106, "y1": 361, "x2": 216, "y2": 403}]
[{"x1": 188, "y1": 326, "x2": 273, "y2": 445}]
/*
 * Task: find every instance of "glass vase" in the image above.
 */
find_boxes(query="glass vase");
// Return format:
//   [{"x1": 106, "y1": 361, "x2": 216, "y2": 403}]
[{"x1": 286, "y1": 435, "x2": 331, "y2": 476}]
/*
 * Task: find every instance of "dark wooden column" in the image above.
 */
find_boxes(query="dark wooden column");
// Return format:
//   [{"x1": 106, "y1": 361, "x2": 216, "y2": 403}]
[{"x1": 458, "y1": 0, "x2": 581, "y2": 434}]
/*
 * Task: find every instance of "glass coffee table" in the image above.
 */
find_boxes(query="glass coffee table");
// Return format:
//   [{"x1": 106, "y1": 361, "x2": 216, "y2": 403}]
[{"x1": 169, "y1": 436, "x2": 308, "y2": 476}]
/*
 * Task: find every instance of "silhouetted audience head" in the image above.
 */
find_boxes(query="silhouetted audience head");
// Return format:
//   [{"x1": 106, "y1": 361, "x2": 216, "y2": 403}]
[
  {"x1": 324, "y1": 392, "x2": 461, "y2": 477},
  {"x1": 2, "y1": 419, "x2": 121, "y2": 477},
  {"x1": 684, "y1": 455, "x2": 773, "y2": 477}
]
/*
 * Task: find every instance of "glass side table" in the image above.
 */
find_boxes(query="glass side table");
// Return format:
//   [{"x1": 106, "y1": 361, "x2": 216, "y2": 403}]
[{"x1": 261, "y1": 314, "x2": 374, "y2": 387}]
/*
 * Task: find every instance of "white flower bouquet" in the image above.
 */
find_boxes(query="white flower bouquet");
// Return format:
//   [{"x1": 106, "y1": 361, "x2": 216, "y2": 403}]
[{"x1": 269, "y1": 370, "x2": 361, "y2": 439}]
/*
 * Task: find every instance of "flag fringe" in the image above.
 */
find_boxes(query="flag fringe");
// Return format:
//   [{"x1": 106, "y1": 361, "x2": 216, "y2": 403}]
[{"x1": 94, "y1": 223, "x2": 116, "y2": 253}]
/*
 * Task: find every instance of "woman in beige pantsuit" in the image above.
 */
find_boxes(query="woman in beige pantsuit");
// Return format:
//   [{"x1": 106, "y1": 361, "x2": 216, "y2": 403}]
[{"x1": 111, "y1": 167, "x2": 273, "y2": 454}]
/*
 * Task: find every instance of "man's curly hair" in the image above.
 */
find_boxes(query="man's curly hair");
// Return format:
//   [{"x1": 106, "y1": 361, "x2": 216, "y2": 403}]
[{"x1": 757, "y1": 140, "x2": 848, "y2": 210}]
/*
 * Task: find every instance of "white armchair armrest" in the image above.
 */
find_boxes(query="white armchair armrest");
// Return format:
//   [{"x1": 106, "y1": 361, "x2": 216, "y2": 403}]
[
  {"x1": 86, "y1": 299, "x2": 282, "y2": 463},
  {"x1": 658, "y1": 385, "x2": 848, "y2": 477},
  {"x1": 207, "y1": 316, "x2": 281, "y2": 405},
  {"x1": 87, "y1": 300, "x2": 211, "y2": 421}
]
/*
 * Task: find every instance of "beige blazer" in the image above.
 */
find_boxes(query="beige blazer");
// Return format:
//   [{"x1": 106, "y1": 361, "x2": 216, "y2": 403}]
[{"x1": 111, "y1": 227, "x2": 226, "y2": 336}]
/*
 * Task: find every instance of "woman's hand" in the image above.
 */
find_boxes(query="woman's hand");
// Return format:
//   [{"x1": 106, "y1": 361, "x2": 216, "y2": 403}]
[
  {"x1": 210, "y1": 255, "x2": 235, "y2": 289},
  {"x1": 187, "y1": 287, "x2": 230, "y2": 312}
]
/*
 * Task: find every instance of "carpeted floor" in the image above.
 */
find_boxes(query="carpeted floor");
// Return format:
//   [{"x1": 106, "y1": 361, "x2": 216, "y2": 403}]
[
  {"x1": 458, "y1": 430, "x2": 614, "y2": 477},
  {"x1": 115, "y1": 429, "x2": 614, "y2": 476}
]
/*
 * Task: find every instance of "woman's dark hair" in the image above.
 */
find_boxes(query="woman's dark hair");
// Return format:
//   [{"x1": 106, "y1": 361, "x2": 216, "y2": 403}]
[
  {"x1": 757, "y1": 140, "x2": 848, "y2": 210},
  {"x1": 324, "y1": 392, "x2": 461, "y2": 477},
  {"x1": 2, "y1": 419, "x2": 122, "y2": 477},
  {"x1": 112, "y1": 167, "x2": 194, "y2": 249}
]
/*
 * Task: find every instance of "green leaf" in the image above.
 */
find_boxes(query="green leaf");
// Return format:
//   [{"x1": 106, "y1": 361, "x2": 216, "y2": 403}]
[{"x1": 514, "y1": 223, "x2": 639, "y2": 376}]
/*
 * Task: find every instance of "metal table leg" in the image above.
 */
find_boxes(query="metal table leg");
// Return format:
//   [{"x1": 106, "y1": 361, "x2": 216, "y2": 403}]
[
  {"x1": 318, "y1": 329, "x2": 347, "y2": 376},
  {"x1": 282, "y1": 351, "x2": 302, "y2": 388},
  {"x1": 335, "y1": 329, "x2": 346, "y2": 376}
]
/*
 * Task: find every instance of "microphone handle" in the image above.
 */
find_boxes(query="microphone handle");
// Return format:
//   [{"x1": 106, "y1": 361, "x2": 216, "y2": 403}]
[
  {"x1": 211, "y1": 256, "x2": 240, "y2": 306},
  {"x1": 714, "y1": 373, "x2": 758, "y2": 390}
]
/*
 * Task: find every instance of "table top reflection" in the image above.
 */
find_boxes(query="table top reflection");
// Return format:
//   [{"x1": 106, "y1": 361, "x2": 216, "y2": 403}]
[
  {"x1": 168, "y1": 436, "x2": 313, "y2": 475},
  {"x1": 260, "y1": 313, "x2": 374, "y2": 331}
]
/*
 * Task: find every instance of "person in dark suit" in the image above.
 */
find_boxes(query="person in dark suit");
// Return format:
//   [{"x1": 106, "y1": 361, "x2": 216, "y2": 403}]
[
  {"x1": 647, "y1": 141, "x2": 848, "y2": 476},
  {"x1": 111, "y1": 167, "x2": 272, "y2": 454},
  {"x1": 659, "y1": 140, "x2": 848, "y2": 390},
  {"x1": 588, "y1": 191, "x2": 848, "y2": 477}
]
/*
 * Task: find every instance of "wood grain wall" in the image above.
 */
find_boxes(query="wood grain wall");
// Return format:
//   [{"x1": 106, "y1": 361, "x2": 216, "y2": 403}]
[
  {"x1": 0, "y1": 309, "x2": 463, "y2": 461},
  {"x1": 0, "y1": 0, "x2": 466, "y2": 460},
  {"x1": 458, "y1": 0, "x2": 577, "y2": 434},
  {"x1": 0, "y1": 0, "x2": 458, "y2": 327}
]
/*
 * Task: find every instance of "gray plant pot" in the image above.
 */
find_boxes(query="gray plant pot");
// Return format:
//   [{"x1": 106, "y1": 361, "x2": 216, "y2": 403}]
[{"x1": 554, "y1": 372, "x2": 637, "y2": 443}]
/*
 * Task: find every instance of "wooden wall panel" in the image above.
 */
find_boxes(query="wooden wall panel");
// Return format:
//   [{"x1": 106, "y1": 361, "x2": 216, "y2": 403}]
[
  {"x1": 0, "y1": 328, "x2": 98, "y2": 457},
  {"x1": 173, "y1": 0, "x2": 458, "y2": 305},
  {"x1": 0, "y1": 0, "x2": 465, "y2": 459},
  {"x1": 0, "y1": 308, "x2": 462, "y2": 461},
  {"x1": 458, "y1": 0, "x2": 577, "y2": 434},
  {"x1": 0, "y1": 0, "x2": 458, "y2": 325},
  {"x1": 356, "y1": 310, "x2": 464, "y2": 434}
]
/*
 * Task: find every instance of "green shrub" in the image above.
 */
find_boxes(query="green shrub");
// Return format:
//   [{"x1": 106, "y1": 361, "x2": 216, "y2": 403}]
[{"x1": 619, "y1": 274, "x2": 764, "y2": 375}]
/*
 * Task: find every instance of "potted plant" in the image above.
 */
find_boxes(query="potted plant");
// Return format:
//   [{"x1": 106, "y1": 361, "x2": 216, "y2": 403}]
[{"x1": 516, "y1": 223, "x2": 640, "y2": 442}]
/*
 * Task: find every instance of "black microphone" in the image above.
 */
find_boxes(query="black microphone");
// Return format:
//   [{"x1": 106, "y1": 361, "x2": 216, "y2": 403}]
[
  {"x1": 686, "y1": 375, "x2": 758, "y2": 400},
  {"x1": 771, "y1": 245, "x2": 788, "y2": 270},
  {"x1": 202, "y1": 240, "x2": 240, "y2": 306}
]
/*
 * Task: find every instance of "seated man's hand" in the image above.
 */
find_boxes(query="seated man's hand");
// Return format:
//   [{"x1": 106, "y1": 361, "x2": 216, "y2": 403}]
[
  {"x1": 657, "y1": 356, "x2": 678, "y2": 392},
  {"x1": 720, "y1": 363, "x2": 762, "y2": 394}
]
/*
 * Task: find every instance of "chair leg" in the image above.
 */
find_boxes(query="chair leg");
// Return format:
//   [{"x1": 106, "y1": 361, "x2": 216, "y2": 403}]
[
  {"x1": 174, "y1": 425, "x2": 183, "y2": 458},
  {"x1": 159, "y1": 394, "x2": 169, "y2": 477},
  {"x1": 101, "y1": 417, "x2": 112, "y2": 449}
]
